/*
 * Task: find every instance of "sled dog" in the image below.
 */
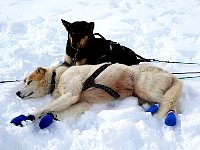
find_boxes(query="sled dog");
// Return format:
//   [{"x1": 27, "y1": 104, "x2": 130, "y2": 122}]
[
  {"x1": 61, "y1": 19, "x2": 146, "y2": 66},
  {"x1": 16, "y1": 63, "x2": 182, "y2": 121}
]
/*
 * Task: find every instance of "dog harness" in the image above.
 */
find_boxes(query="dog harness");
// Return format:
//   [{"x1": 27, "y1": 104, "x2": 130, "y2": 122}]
[
  {"x1": 49, "y1": 63, "x2": 120, "y2": 98},
  {"x1": 49, "y1": 62, "x2": 72, "y2": 94},
  {"x1": 49, "y1": 71, "x2": 56, "y2": 94},
  {"x1": 82, "y1": 64, "x2": 120, "y2": 99}
]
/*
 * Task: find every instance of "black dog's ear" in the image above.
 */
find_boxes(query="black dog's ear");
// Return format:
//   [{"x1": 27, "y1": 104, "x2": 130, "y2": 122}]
[
  {"x1": 61, "y1": 19, "x2": 71, "y2": 31},
  {"x1": 87, "y1": 22, "x2": 94, "y2": 32}
]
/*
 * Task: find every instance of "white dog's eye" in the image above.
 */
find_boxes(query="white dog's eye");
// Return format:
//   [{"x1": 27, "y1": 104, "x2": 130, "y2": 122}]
[{"x1": 27, "y1": 80, "x2": 32, "y2": 85}]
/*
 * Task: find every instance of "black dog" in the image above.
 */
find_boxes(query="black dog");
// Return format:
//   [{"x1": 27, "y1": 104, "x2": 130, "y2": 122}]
[{"x1": 61, "y1": 19, "x2": 147, "y2": 66}]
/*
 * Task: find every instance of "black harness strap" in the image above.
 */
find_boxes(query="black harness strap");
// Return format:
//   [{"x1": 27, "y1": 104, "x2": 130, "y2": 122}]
[
  {"x1": 92, "y1": 83, "x2": 120, "y2": 98},
  {"x1": 93, "y1": 33, "x2": 106, "y2": 40},
  {"x1": 134, "y1": 53, "x2": 151, "y2": 62},
  {"x1": 94, "y1": 33, "x2": 150, "y2": 64},
  {"x1": 50, "y1": 62, "x2": 72, "y2": 94},
  {"x1": 49, "y1": 71, "x2": 56, "y2": 94},
  {"x1": 82, "y1": 64, "x2": 120, "y2": 99}
]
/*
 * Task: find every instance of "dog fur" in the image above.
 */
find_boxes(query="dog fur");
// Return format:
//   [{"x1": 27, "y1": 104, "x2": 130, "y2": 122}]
[
  {"x1": 61, "y1": 19, "x2": 142, "y2": 66},
  {"x1": 16, "y1": 63, "x2": 183, "y2": 121}
]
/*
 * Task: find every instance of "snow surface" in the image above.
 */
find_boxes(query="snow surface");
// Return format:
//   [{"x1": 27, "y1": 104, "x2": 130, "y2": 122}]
[{"x1": 1, "y1": 0, "x2": 200, "y2": 150}]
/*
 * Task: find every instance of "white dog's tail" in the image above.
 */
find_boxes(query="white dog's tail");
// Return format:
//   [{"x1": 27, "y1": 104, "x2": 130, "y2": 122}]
[{"x1": 157, "y1": 77, "x2": 183, "y2": 118}]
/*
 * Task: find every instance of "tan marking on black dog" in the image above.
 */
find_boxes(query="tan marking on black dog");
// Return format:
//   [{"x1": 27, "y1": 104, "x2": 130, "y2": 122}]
[
  {"x1": 64, "y1": 55, "x2": 72, "y2": 64},
  {"x1": 69, "y1": 34, "x2": 88, "y2": 49},
  {"x1": 69, "y1": 35, "x2": 73, "y2": 45},
  {"x1": 78, "y1": 36, "x2": 88, "y2": 49},
  {"x1": 76, "y1": 58, "x2": 87, "y2": 65}
]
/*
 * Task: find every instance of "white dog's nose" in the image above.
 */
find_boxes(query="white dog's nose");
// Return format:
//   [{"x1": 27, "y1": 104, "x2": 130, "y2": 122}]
[{"x1": 16, "y1": 91, "x2": 21, "y2": 97}]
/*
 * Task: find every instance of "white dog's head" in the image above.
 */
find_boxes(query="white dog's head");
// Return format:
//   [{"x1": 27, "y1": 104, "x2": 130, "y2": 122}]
[{"x1": 16, "y1": 67, "x2": 51, "y2": 99}]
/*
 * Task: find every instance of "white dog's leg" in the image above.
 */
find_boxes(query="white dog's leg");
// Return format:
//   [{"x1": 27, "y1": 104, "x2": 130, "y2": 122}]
[
  {"x1": 156, "y1": 78, "x2": 182, "y2": 119},
  {"x1": 56, "y1": 101, "x2": 92, "y2": 120},
  {"x1": 157, "y1": 101, "x2": 175, "y2": 119},
  {"x1": 32, "y1": 93, "x2": 79, "y2": 118}
]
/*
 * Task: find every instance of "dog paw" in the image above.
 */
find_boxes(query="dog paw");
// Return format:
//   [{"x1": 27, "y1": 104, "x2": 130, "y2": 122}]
[
  {"x1": 10, "y1": 114, "x2": 35, "y2": 126},
  {"x1": 39, "y1": 113, "x2": 54, "y2": 129},
  {"x1": 145, "y1": 103, "x2": 160, "y2": 115},
  {"x1": 165, "y1": 111, "x2": 176, "y2": 126}
]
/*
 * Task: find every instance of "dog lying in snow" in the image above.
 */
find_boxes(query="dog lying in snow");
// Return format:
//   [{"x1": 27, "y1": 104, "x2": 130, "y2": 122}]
[
  {"x1": 61, "y1": 19, "x2": 146, "y2": 66},
  {"x1": 12, "y1": 63, "x2": 182, "y2": 128}
]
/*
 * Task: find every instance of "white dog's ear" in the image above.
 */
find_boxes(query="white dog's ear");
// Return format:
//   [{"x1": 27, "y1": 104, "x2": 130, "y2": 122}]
[
  {"x1": 35, "y1": 67, "x2": 46, "y2": 74},
  {"x1": 61, "y1": 19, "x2": 71, "y2": 31}
]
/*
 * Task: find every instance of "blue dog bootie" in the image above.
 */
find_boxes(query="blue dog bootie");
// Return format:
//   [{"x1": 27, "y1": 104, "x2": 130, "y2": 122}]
[
  {"x1": 10, "y1": 114, "x2": 35, "y2": 126},
  {"x1": 165, "y1": 110, "x2": 176, "y2": 126},
  {"x1": 145, "y1": 103, "x2": 160, "y2": 115},
  {"x1": 39, "y1": 113, "x2": 54, "y2": 129}
]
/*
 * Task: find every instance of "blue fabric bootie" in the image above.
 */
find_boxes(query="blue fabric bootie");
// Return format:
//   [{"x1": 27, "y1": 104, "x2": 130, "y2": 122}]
[
  {"x1": 10, "y1": 114, "x2": 35, "y2": 126},
  {"x1": 39, "y1": 113, "x2": 54, "y2": 129},
  {"x1": 165, "y1": 110, "x2": 176, "y2": 126},
  {"x1": 145, "y1": 103, "x2": 160, "y2": 115}
]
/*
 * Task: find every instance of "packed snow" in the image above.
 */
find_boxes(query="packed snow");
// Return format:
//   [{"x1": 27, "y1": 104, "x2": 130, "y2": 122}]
[{"x1": 1, "y1": 0, "x2": 200, "y2": 150}]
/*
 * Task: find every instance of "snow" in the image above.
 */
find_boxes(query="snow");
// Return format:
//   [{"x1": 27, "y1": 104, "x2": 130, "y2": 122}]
[{"x1": 1, "y1": 0, "x2": 200, "y2": 149}]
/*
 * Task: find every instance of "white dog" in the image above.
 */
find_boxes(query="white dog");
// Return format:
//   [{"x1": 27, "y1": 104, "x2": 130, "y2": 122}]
[{"x1": 15, "y1": 63, "x2": 182, "y2": 126}]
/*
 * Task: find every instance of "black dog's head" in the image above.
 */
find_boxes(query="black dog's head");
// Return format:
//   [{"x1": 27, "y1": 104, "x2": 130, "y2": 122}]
[{"x1": 61, "y1": 19, "x2": 94, "y2": 49}]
